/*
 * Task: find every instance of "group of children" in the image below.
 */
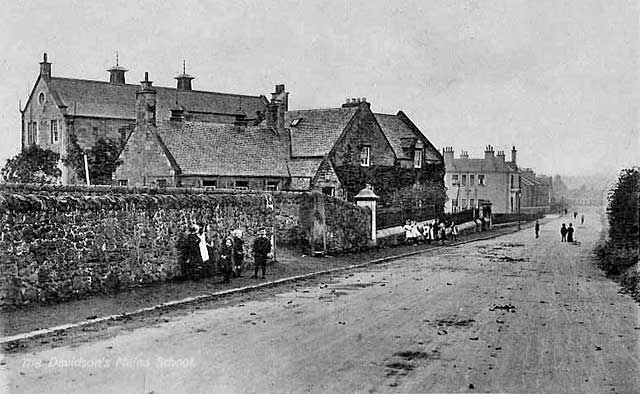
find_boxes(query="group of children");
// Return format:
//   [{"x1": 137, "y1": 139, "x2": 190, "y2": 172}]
[
  {"x1": 178, "y1": 224, "x2": 272, "y2": 283},
  {"x1": 402, "y1": 219, "x2": 458, "y2": 245}
]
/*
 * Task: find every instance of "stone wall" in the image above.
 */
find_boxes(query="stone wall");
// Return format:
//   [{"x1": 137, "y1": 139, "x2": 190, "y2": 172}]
[{"x1": 0, "y1": 185, "x2": 370, "y2": 306}]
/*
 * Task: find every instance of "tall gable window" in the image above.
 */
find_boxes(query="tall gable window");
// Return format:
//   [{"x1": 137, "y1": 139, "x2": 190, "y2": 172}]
[
  {"x1": 27, "y1": 121, "x2": 38, "y2": 145},
  {"x1": 50, "y1": 120, "x2": 59, "y2": 144},
  {"x1": 414, "y1": 148, "x2": 423, "y2": 168},
  {"x1": 360, "y1": 146, "x2": 370, "y2": 167}
]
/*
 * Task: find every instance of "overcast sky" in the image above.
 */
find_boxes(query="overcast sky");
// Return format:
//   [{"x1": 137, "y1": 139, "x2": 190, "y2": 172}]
[{"x1": 1, "y1": 0, "x2": 637, "y2": 177}]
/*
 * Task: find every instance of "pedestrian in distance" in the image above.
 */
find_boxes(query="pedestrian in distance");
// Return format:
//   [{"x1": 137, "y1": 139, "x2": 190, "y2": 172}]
[
  {"x1": 232, "y1": 229, "x2": 246, "y2": 277},
  {"x1": 402, "y1": 219, "x2": 414, "y2": 245},
  {"x1": 535, "y1": 220, "x2": 540, "y2": 238},
  {"x1": 439, "y1": 221, "x2": 447, "y2": 245},
  {"x1": 560, "y1": 223, "x2": 567, "y2": 242},
  {"x1": 425, "y1": 223, "x2": 433, "y2": 245},
  {"x1": 450, "y1": 221, "x2": 459, "y2": 242},
  {"x1": 581, "y1": 214, "x2": 584, "y2": 225},
  {"x1": 410, "y1": 220, "x2": 422, "y2": 245},
  {"x1": 567, "y1": 223, "x2": 575, "y2": 243},
  {"x1": 220, "y1": 236, "x2": 234, "y2": 283},
  {"x1": 251, "y1": 228, "x2": 272, "y2": 279},
  {"x1": 573, "y1": 211, "x2": 577, "y2": 219}
]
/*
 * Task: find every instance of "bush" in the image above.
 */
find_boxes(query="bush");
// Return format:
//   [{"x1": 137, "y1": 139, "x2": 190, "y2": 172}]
[{"x1": 596, "y1": 241, "x2": 639, "y2": 275}]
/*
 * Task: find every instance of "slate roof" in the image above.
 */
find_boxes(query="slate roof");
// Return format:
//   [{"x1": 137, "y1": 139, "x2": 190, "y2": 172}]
[
  {"x1": 374, "y1": 113, "x2": 441, "y2": 162},
  {"x1": 521, "y1": 174, "x2": 549, "y2": 186},
  {"x1": 447, "y1": 158, "x2": 518, "y2": 173},
  {"x1": 155, "y1": 121, "x2": 290, "y2": 177},
  {"x1": 47, "y1": 77, "x2": 267, "y2": 120},
  {"x1": 288, "y1": 158, "x2": 323, "y2": 178},
  {"x1": 285, "y1": 107, "x2": 359, "y2": 157}
]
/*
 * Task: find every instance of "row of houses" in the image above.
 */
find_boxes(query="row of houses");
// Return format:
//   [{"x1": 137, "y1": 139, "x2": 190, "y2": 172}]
[
  {"x1": 20, "y1": 54, "x2": 443, "y2": 208},
  {"x1": 20, "y1": 53, "x2": 553, "y2": 214},
  {"x1": 443, "y1": 145, "x2": 552, "y2": 214}
]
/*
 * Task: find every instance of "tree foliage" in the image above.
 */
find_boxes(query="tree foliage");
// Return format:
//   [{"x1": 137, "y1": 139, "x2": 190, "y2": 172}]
[
  {"x1": 63, "y1": 133, "x2": 123, "y2": 185},
  {"x1": 1, "y1": 145, "x2": 61, "y2": 184},
  {"x1": 606, "y1": 167, "x2": 639, "y2": 249}
]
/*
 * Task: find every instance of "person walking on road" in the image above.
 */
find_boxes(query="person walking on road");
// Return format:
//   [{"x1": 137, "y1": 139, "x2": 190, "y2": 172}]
[
  {"x1": 567, "y1": 223, "x2": 575, "y2": 243},
  {"x1": 560, "y1": 223, "x2": 567, "y2": 242},
  {"x1": 535, "y1": 220, "x2": 540, "y2": 238},
  {"x1": 251, "y1": 228, "x2": 272, "y2": 279},
  {"x1": 581, "y1": 214, "x2": 584, "y2": 225}
]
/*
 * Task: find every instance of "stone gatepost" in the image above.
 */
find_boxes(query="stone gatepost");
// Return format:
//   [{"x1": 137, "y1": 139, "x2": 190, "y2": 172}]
[{"x1": 354, "y1": 184, "x2": 380, "y2": 245}]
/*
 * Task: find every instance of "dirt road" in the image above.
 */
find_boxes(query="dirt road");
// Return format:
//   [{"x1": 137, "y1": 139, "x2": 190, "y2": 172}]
[{"x1": 2, "y1": 208, "x2": 639, "y2": 393}]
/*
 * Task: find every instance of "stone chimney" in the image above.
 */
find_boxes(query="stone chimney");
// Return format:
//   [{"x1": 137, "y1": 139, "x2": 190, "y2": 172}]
[
  {"x1": 39, "y1": 53, "x2": 51, "y2": 80},
  {"x1": 496, "y1": 150, "x2": 505, "y2": 162},
  {"x1": 271, "y1": 84, "x2": 288, "y2": 111},
  {"x1": 484, "y1": 145, "x2": 495, "y2": 160},
  {"x1": 443, "y1": 146, "x2": 454, "y2": 163},
  {"x1": 265, "y1": 97, "x2": 285, "y2": 131},
  {"x1": 342, "y1": 97, "x2": 370, "y2": 108},
  {"x1": 175, "y1": 60, "x2": 194, "y2": 91},
  {"x1": 511, "y1": 146, "x2": 517, "y2": 164},
  {"x1": 459, "y1": 150, "x2": 469, "y2": 159},
  {"x1": 107, "y1": 53, "x2": 127, "y2": 84},
  {"x1": 136, "y1": 72, "x2": 157, "y2": 126}
]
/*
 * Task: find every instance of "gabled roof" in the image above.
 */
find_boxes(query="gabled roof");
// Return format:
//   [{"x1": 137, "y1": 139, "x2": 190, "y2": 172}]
[
  {"x1": 288, "y1": 158, "x2": 323, "y2": 178},
  {"x1": 373, "y1": 113, "x2": 440, "y2": 162},
  {"x1": 447, "y1": 158, "x2": 518, "y2": 173},
  {"x1": 521, "y1": 173, "x2": 549, "y2": 186},
  {"x1": 285, "y1": 107, "x2": 359, "y2": 157},
  {"x1": 155, "y1": 121, "x2": 290, "y2": 177},
  {"x1": 46, "y1": 77, "x2": 267, "y2": 120}
]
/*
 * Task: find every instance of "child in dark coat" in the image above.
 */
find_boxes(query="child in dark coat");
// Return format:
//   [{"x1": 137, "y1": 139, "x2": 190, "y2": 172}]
[{"x1": 252, "y1": 229, "x2": 272, "y2": 279}]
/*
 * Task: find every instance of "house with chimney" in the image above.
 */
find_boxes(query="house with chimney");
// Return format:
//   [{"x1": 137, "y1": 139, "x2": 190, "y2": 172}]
[
  {"x1": 443, "y1": 145, "x2": 520, "y2": 214},
  {"x1": 20, "y1": 53, "x2": 269, "y2": 184},
  {"x1": 114, "y1": 78, "x2": 445, "y2": 210}
]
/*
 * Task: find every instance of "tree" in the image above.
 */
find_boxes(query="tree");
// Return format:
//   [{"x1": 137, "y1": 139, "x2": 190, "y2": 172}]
[
  {"x1": 607, "y1": 167, "x2": 639, "y2": 249},
  {"x1": 1, "y1": 145, "x2": 61, "y2": 184},
  {"x1": 63, "y1": 134, "x2": 123, "y2": 185}
]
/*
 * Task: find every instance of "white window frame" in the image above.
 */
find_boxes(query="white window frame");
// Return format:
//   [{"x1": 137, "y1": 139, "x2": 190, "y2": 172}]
[
  {"x1": 360, "y1": 146, "x2": 371, "y2": 167},
  {"x1": 478, "y1": 174, "x2": 485, "y2": 186},
  {"x1": 413, "y1": 148, "x2": 423, "y2": 168},
  {"x1": 118, "y1": 179, "x2": 128, "y2": 187},
  {"x1": 461, "y1": 174, "x2": 467, "y2": 186},
  {"x1": 469, "y1": 174, "x2": 475, "y2": 186},
  {"x1": 452, "y1": 174, "x2": 459, "y2": 185}
]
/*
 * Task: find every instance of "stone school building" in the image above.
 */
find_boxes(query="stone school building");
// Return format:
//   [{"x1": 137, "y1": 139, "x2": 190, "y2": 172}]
[
  {"x1": 20, "y1": 53, "x2": 444, "y2": 206},
  {"x1": 20, "y1": 53, "x2": 269, "y2": 184}
]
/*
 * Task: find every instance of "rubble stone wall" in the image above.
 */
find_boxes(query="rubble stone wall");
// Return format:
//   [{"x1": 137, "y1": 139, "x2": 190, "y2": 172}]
[{"x1": 0, "y1": 185, "x2": 370, "y2": 306}]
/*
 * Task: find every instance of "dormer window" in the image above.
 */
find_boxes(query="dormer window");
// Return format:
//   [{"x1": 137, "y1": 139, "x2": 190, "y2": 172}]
[
  {"x1": 359, "y1": 146, "x2": 370, "y2": 167},
  {"x1": 414, "y1": 148, "x2": 423, "y2": 168}
]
